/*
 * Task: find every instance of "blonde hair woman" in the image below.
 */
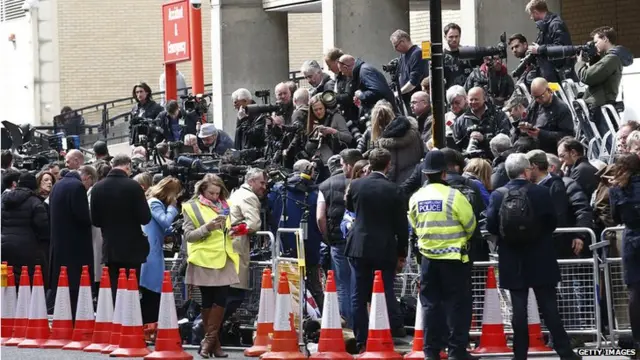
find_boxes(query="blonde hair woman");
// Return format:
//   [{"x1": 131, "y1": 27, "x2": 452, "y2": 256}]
[
  {"x1": 182, "y1": 174, "x2": 239, "y2": 358},
  {"x1": 139, "y1": 177, "x2": 182, "y2": 324},
  {"x1": 463, "y1": 158, "x2": 492, "y2": 205},
  {"x1": 133, "y1": 172, "x2": 153, "y2": 192}
]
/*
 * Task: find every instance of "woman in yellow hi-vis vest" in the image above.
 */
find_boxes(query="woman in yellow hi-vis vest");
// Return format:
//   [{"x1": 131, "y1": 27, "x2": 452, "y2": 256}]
[{"x1": 182, "y1": 174, "x2": 239, "y2": 358}]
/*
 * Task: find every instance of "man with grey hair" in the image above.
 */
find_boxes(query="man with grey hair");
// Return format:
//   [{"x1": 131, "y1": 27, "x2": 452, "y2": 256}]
[
  {"x1": 225, "y1": 167, "x2": 266, "y2": 323},
  {"x1": 487, "y1": 152, "x2": 580, "y2": 360},
  {"x1": 65, "y1": 149, "x2": 85, "y2": 170},
  {"x1": 390, "y1": 29, "x2": 428, "y2": 115},
  {"x1": 301, "y1": 60, "x2": 335, "y2": 98},
  {"x1": 233, "y1": 88, "x2": 266, "y2": 150},
  {"x1": 90, "y1": 153, "x2": 152, "y2": 299},
  {"x1": 490, "y1": 133, "x2": 513, "y2": 189},
  {"x1": 274, "y1": 82, "x2": 294, "y2": 124}
]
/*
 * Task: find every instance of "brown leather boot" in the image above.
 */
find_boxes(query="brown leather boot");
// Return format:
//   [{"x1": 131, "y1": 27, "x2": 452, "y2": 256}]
[
  {"x1": 198, "y1": 308, "x2": 212, "y2": 358},
  {"x1": 207, "y1": 305, "x2": 228, "y2": 358}
]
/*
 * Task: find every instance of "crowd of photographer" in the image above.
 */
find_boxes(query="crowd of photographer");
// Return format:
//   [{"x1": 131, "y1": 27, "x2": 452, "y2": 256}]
[{"x1": 1, "y1": 0, "x2": 639, "y2": 357}]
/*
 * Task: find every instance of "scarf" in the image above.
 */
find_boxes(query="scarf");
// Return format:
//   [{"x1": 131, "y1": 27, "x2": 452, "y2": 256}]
[{"x1": 198, "y1": 195, "x2": 229, "y2": 215}]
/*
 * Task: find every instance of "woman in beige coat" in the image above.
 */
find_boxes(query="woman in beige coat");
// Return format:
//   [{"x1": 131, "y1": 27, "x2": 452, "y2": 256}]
[{"x1": 182, "y1": 174, "x2": 240, "y2": 358}]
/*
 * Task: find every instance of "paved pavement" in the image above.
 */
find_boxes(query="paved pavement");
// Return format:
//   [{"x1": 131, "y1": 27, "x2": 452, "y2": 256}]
[{"x1": 2, "y1": 346, "x2": 630, "y2": 360}]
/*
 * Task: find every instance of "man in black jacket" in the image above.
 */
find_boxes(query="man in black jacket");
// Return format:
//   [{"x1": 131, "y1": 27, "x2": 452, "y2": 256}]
[
  {"x1": 338, "y1": 54, "x2": 397, "y2": 116},
  {"x1": 233, "y1": 88, "x2": 266, "y2": 150},
  {"x1": 346, "y1": 148, "x2": 408, "y2": 350},
  {"x1": 324, "y1": 48, "x2": 359, "y2": 124},
  {"x1": 390, "y1": 30, "x2": 428, "y2": 115},
  {"x1": 525, "y1": 0, "x2": 575, "y2": 82},
  {"x1": 155, "y1": 100, "x2": 185, "y2": 142},
  {"x1": 90, "y1": 154, "x2": 152, "y2": 300},
  {"x1": 557, "y1": 138, "x2": 599, "y2": 200},
  {"x1": 301, "y1": 60, "x2": 335, "y2": 98},
  {"x1": 513, "y1": 78, "x2": 574, "y2": 154},
  {"x1": 317, "y1": 149, "x2": 362, "y2": 327}
]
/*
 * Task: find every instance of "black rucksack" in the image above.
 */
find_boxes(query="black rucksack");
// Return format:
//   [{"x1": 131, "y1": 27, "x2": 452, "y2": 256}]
[
  {"x1": 450, "y1": 178, "x2": 479, "y2": 210},
  {"x1": 498, "y1": 185, "x2": 539, "y2": 245}
]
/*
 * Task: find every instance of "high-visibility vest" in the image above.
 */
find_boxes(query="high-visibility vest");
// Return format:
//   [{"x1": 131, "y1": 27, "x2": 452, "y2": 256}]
[
  {"x1": 408, "y1": 183, "x2": 476, "y2": 263},
  {"x1": 182, "y1": 200, "x2": 240, "y2": 272}
]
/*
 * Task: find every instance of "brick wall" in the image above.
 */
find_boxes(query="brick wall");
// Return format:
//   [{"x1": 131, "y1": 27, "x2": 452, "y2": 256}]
[
  {"x1": 562, "y1": 0, "x2": 640, "y2": 56},
  {"x1": 409, "y1": 9, "x2": 461, "y2": 45},
  {"x1": 57, "y1": 0, "x2": 212, "y2": 116}
]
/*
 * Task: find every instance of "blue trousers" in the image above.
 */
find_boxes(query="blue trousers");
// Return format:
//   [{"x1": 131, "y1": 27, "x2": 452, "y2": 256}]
[{"x1": 331, "y1": 242, "x2": 352, "y2": 328}]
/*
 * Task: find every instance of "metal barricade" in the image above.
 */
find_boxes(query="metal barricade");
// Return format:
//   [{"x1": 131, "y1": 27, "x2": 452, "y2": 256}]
[
  {"x1": 273, "y1": 227, "x2": 306, "y2": 346},
  {"x1": 396, "y1": 227, "x2": 603, "y2": 344},
  {"x1": 597, "y1": 226, "x2": 632, "y2": 343}
]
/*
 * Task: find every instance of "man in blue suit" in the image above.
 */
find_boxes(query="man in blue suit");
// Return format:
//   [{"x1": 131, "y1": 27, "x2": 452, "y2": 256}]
[{"x1": 486, "y1": 153, "x2": 580, "y2": 360}]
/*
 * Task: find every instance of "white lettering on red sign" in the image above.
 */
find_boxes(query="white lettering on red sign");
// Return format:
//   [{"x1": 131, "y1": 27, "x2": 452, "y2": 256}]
[
  {"x1": 167, "y1": 41, "x2": 187, "y2": 56},
  {"x1": 168, "y1": 6, "x2": 184, "y2": 21}
]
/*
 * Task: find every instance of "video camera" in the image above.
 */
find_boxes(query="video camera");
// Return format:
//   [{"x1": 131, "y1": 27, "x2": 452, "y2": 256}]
[
  {"x1": 457, "y1": 32, "x2": 508, "y2": 61},
  {"x1": 130, "y1": 118, "x2": 165, "y2": 147},
  {"x1": 382, "y1": 58, "x2": 399, "y2": 76},
  {"x1": 181, "y1": 93, "x2": 210, "y2": 114}
]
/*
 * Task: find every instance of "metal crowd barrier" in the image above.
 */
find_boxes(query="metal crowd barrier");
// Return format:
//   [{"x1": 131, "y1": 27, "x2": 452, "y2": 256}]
[
  {"x1": 394, "y1": 227, "x2": 605, "y2": 347},
  {"x1": 597, "y1": 226, "x2": 632, "y2": 344}
]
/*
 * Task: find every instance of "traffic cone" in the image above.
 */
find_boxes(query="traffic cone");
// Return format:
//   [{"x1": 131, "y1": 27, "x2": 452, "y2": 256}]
[
  {"x1": 84, "y1": 266, "x2": 114, "y2": 352},
  {"x1": 473, "y1": 266, "x2": 511, "y2": 354},
  {"x1": 404, "y1": 293, "x2": 424, "y2": 360},
  {"x1": 310, "y1": 270, "x2": 351, "y2": 360},
  {"x1": 1, "y1": 266, "x2": 17, "y2": 345},
  {"x1": 63, "y1": 265, "x2": 95, "y2": 350},
  {"x1": 43, "y1": 266, "x2": 74, "y2": 348},
  {"x1": 260, "y1": 272, "x2": 306, "y2": 360},
  {"x1": 527, "y1": 288, "x2": 552, "y2": 352},
  {"x1": 102, "y1": 268, "x2": 127, "y2": 354},
  {"x1": 244, "y1": 267, "x2": 274, "y2": 357},
  {"x1": 109, "y1": 269, "x2": 150, "y2": 357},
  {"x1": 18, "y1": 265, "x2": 50, "y2": 348},
  {"x1": 5, "y1": 266, "x2": 31, "y2": 346},
  {"x1": 145, "y1": 271, "x2": 192, "y2": 360},
  {"x1": 358, "y1": 270, "x2": 402, "y2": 360}
]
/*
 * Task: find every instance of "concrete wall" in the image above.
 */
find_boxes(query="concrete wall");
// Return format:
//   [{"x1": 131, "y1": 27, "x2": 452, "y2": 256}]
[
  {"x1": 56, "y1": 0, "x2": 212, "y2": 116},
  {"x1": 263, "y1": 0, "x2": 315, "y2": 10},
  {"x1": 562, "y1": 0, "x2": 640, "y2": 56},
  {"x1": 37, "y1": 0, "x2": 62, "y2": 124},
  {"x1": 0, "y1": 17, "x2": 34, "y2": 124}
]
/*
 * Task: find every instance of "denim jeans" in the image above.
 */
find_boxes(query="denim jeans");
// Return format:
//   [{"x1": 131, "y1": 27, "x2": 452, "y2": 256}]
[{"x1": 331, "y1": 242, "x2": 352, "y2": 328}]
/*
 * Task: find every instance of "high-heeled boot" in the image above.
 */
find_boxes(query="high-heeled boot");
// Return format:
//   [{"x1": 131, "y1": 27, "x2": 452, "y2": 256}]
[
  {"x1": 207, "y1": 305, "x2": 228, "y2": 358},
  {"x1": 198, "y1": 308, "x2": 212, "y2": 358}
]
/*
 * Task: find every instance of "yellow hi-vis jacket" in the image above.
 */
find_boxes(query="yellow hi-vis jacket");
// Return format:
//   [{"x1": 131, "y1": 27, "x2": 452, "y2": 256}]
[
  {"x1": 182, "y1": 200, "x2": 240, "y2": 272},
  {"x1": 408, "y1": 183, "x2": 476, "y2": 263}
]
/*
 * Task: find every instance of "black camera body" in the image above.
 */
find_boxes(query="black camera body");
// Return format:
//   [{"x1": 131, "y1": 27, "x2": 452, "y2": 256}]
[
  {"x1": 544, "y1": 41, "x2": 598, "y2": 63},
  {"x1": 457, "y1": 32, "x2": 508, "y2": 61},
  {"x1": 382, "y1": 58, "x2": 399, "y2": 76},
  {"x1": 182, "y1": 93, "x2": 209, "y2": 114}
]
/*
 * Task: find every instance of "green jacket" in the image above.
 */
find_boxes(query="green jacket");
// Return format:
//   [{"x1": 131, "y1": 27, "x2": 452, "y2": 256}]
[{"x1": 575, "y1": 46, "x2": 633, "y2": 108}]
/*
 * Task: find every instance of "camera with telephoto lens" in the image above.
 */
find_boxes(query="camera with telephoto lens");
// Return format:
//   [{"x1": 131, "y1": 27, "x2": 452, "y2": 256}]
[
  {"x1": 544, "y1": 41, "x2": 598, "y2": 63},
  {"x1": 130, "y1": 118, "x2": 165, "y2": 148},
  {"x1": 182, "y1": 93, "x2": 209, "y2": 114},
  {"x1": 457, "y1": 32, "x2": 508, "y2": 61}
]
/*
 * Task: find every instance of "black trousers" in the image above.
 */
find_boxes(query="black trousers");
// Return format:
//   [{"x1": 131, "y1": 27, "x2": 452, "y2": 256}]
[
  {"x1": 106, "y1": 262, "x2": 141, "y2": 303},
  {"x1": 199, "y1": 285, "x2": 229, "y2": 309},
  {"x1": 630, "y1": 281, "x2": 640, "y2": 343},
  {"x1": 420, "y1": 258, "x2": 472, "y2": 359},
  {"x1": 306, "y1": 265, "x2": 324, "y2": 311},
  {"x1": 510, "y1": 287, "x2": 575, "y2": 360},
  {"x1": 140, "y1": 287, "x2": 161, "y2": 324}
]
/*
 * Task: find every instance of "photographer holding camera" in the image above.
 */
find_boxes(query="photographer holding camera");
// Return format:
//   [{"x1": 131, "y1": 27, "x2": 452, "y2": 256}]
[
  {"x1": 575, "y1": 26, "x2": 633, "y2": 147},
  {"x1": 232, "y1": 88, "x2": 266, "y2": 150},
  {"x1": 443, "y1": 23, "x2": 483, "y2": 90},
  {"x1": 525, "y1": 0, "x2": 575, "y2": 82},
  {"x1": 301, "y1": 60, "x2": 335, "y2": 98},
  {"x1": 130, "y1": 82, "x2": 164, "y2": 127},
  {"x1": 154, "y1": 100, "x2": 185, "y2": 142},
  {"x1": 465, "y1": 55, "x2": 514, "y2": 107},
  {"x1": 195, "y1": 123, "x2": 234, "y2": 156},
  {"x1": 390, "y1": 30, "x2": 428, "y2": 116},
  {"x1": 453, "y1": 87, "x2": 510, "y2": 159},
  {"x1": 324, "y1": 48, "x2": 359, "y2": 124},
  {"x1": 338, "y1": 54, "x2": 397, "y2": 116}
]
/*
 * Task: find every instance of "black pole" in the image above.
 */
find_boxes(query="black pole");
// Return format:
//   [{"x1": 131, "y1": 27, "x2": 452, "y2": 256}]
[{"x1": 429, "y1": 0, "x2": 445, "y2": 149}]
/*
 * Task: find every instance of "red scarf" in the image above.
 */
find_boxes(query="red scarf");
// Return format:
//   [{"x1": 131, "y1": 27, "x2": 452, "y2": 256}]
[{"x1": 198, "y1": 195, "x2": 229, "y2": 215}]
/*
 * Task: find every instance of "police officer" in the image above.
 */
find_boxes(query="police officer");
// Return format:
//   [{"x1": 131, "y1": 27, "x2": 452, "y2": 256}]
[{"x1": 408, "y1": 149, "x2": 476, "y2": 360}]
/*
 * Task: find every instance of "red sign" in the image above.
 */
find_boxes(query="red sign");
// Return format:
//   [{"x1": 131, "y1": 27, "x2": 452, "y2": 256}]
[{"x1": 162, "y1": 0, "x2": 191, "y2": 63}]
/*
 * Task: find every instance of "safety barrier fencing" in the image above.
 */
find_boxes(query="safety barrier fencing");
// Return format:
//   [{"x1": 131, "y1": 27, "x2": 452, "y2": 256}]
[{"x1": 596, "y1": 226, "x2": 631, "y2": 344}]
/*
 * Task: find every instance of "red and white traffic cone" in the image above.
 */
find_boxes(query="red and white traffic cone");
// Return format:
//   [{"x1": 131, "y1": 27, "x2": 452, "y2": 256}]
[
  {"x1": 260, "y1": 271, "x2": 306, "y2": 360},
  {"x1": 404, "y1": 294, "x2": 424, "y2": 360},
  {"x1": 18, "y1": 265, "x2": 50, "y2": 348},
  {"x1": 527, "y1": 288, "x2": 552, "y2": 352},
  {"x1": 473, "y1": 266, "x2": 511, "y2": 354},
  {"x1": 310, "y1": 270, "x2": 351, "y2": 360},
  {"x1": 109, "y1": 269, "x2": 150, "y2": 357},
  {"x1": 1, "y1": 266, "x2": 17, "y2": 345},
  {"x1": 63, "y1": 265, "x2": 95, "y2": 350},
  {"x1": 84, "y1": 266, "x2": 114, "y2": 352},
  {"x1": 5, "y1": 266, "x2": 31, "y2": 346},
  {"x1": 358, "y1": 270, "x2": 402, "y2": 360},
  {"x1": 43, "y1": 266, "x2": 74, "y2": 348},
  {"x1": 145, "y1": 271, "x2": 192, "y2": 360},
  {"x1": 102, "y1": 268, "x2": 127, "y2": 354},
  {"x1": 244, "y1": 267, "x2": 274, "y2": 357}
]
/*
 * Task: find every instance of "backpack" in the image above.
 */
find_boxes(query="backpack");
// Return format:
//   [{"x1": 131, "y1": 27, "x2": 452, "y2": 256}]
[
  {"x1": 450, "y1": 177, "x2": 479, "y2": 209},
  {"x1": 497, "y1": 185, "x2": 539, "y2": 245}
]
